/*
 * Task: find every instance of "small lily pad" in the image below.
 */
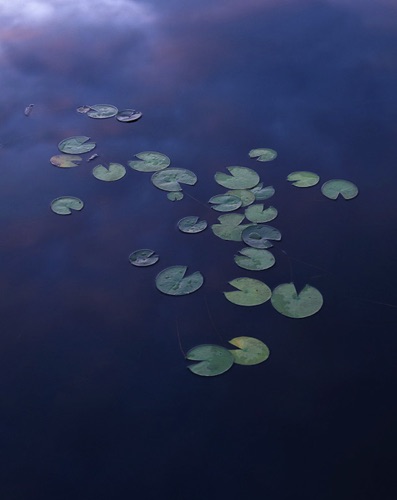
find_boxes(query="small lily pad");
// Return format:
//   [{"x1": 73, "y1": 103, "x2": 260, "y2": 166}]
[
  {"x1": 92, "y1": 163, "x2": 126, "y2": 181},
  {"x1": 245, "y1": 204, "x2": 278, "y2": 223},
  {"x1": 50, "y1": 196, "x2": 84, "y2": 215},
  {"x1": 116, "y1": 109, "x2": 142, "y2": 122},
  {"x1": 186, "y1": 344, "x2": 234, "y2": 377},
  {"x1": 151, "y1": 168, "x2": 197, "y2": 191},
  {"x1": 234, "y1": 248, "x2": 275, "y2": 271},
  {"x1": 215, "y1": 166, "x2": 260, "y2": 190},
  {"x1": 167, "y1": 192, "x2": 184, "y2": 201},
  {"x1": 321, "y1": 179, "x2": 359, "y2": 200},
  {"x1": 128, "y1": 151, "x2": 170, "y2": 172},
  {"x1": 50, "y1": 154, "x2": 82, "y2": 168},
  {"x1": 156, "y1": 266, "x2": 204, "y2": 295},
  {"x1": 87, "y1": 104, "x2": 118, "y2": 119},
  {"x1": 129, "y1": 249, "x2": 159, "y2": 267},
  {"x1": 178, "y1": 216, "x2": 207, "y2": 234},
  {"x1": 211, "y1": 214, "x2": 251, "y2": 241},
  {"x1": 224, "y1": 277, "x2": 272, "y2": 306},
  {"x1": 287, "y1": 171, "x2": 320, "y2": 187},
  {"x1": 58, "y1": 136, "x2": 96, "y2": 154},
  {"x1": 209, "y1": 194, "x2": 242, "y2": 212},
  {"x1": 76, "y1": 105, "x2": 91, "y2": 114},
  {"x1": 242, "y1": 224, "x2": 281, "y2": 249},
  {"x1": 225, "y1": 189, "x2": 255, "y2": 207},
  {"x1": 251, "y1": 183, "x2": 275, "y2": 201},
  {"x1": 229, "y1": 337, "x2": 270, "y2": 365},
  {"x1": 249, "y1": 148, "x2": 277, "y2": 162},
  {"x1": 271, "y1": 283, "x2": 323, "y2": 318}
]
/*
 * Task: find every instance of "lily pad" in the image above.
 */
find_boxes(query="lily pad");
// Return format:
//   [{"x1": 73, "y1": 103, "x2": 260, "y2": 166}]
[
  {"x1": 116, "y1": 109, "x2": 142, "y2": 122},
  {"x1": 242, "y1": 224, "x2": 281, "y2": 249},
  {"x1": 167, "y1": 192, "x2": 184, "y2": 201},
  {"x1": 58, "y1": 136, "x2": 96, "y2": 155},
  {"x1": 178, "y1": 216, "x2": 207, "y2": 234},
  {"x1": 50, "y1": 154, "x2": 82, "y2": 168},
  {"x1": 128, "y1": 151, "x2": 170, "y2": 172},
  {"x1": 76, "y1": 105, "x2": 91, "y2": 114},
  {"x1": 251, "y1": 183, "x2": 275, "y2": 201},
  {"x1": 92, "y1": 163, "x2": 126, "y2": 181},
  {"x1": 156, "y1": 266, "x2": 204, "y2": 295},
  {"x1": 245, "y1": 204, "x2": 278, "y2": 223},
  {"x1": 229, "y1": 337, "x2": 270, "y2": 365},
  {"x1": 226, "y1": 189, "x2": 255, "y2": 207},
  {"x1": 211, "y1": 214, "x2": 251, "y2": 241},
  {"x1": 151, "y1": 168, "x2": 197, "y2": 192},
  {"x1": 215, "y1": 166, "x2": 260, "y2": 190},
  {"x1": 87, "y1": 104, "x2": 118, "y2": 119},
  {"x1": 271, "y1": 283, "x2": 323, "y2": 318},
  {"x1": 321, "y1": 179, "x2": 359, "y2": 200},
  {"x1": 129, "y1": 249, "x2": 159, "y2": 267},
  {"x1": 186, "y1": 344, "x2": 234, "y2": 377},
  {"x1": 234, "y1": 247, "x2": 275, "y2": 271},
  {"x1": 50, "y1": 196, "x2": 84, "y2": 215},
  {"x1": 209, "y1": 194, "x2": 242, "y2": 212},
  {"x1": 287, "y1": 171, "x2": 320, "y2": 187},
  {"x1": 249, "y1": 148, "x2": 277, "y2": 162},
  {"x1": 224, "y1": 277, "x2": 272, "y2": 306}
]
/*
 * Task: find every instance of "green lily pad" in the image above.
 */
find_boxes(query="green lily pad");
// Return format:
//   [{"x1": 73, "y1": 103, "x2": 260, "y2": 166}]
[
  {"x1": 229, "y1": 337, "x2": 270, "y2": 365},
  {"x1": 129, "y1": 249, "x2": 159, "y2": 267},
  {"x1": 211, "y1": 214, "x2": 251, "y2": 241},
  {"x1": 116, "y1": 109, "x2": 142, "y2": 122},
  {"x1": 248, "y1": 148, "x2": 277, "y2": 162},
  {"x1": 287, "y1": 171, "x2": 320, "y2": 187},
  {"x1": 209, "y1": 194, "x2": 242, "y2": 212},
  {"x1": 251, "y1": 183, "x2": 275, "y2": 201},
  {"x1": 242, "y1": 224, "x2": 281, "y2": 249},
  {"x1": 167, "y1": 192, "x2": 184, "y2": 201},
  {"x1": 128, "y1": 151, "x2": 170, "y2": 172},
  {"x1": 92, "y1": 163, "x2": 126, "y2": 181},
  {"x1": 224, "y1": 277, "x2": 272, "y2": 306},
  {"x1": 321, "y1": 179, "x2": 359, "y2": 200},
  {"x1": 58, "y1": 136, "x2": 96, "y2": 155},
  {"x1": 234, "y1": 247, "x2": 275, "y2": 271},
  {"x1": 186, "y1": 345, "x2": 234, "y2": 377},
  {"x1": 245, "y1": 204, "x2": 278, "y2": 223},
  {"x1": 87, "y1": 104, "x2": 118, "y2": 119},
  {"x1": 151, "y1": 168, "x2": 197, "y2": 192},
  {"x1": 178, "y1": 216, "x2": 207, "y2": 234},
  {"x1": 50, "y1": 196, "x2": 84, "y2": 215},
  {"x1": 225, "y1": 189, "x2": 255, "y2": 207},
  {"x1": 271, "y1": 283, "x2": 323, "y2": 318},
  {"x1": 156, "y1": 266, "x2": 204, "y2": 295},
  {"x1": 50, "y1": 154, "x2": 82, "y2": 168},
  {"x1": 215, "y1": 166, "x2": 260, "y2": 190}
]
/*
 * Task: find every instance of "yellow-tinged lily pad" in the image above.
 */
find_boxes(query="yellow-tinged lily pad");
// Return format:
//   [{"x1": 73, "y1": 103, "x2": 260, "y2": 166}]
[
  {"x1": 224, "y1": 277, "x2": 272, "y2": 306},
  {"x1": 271, "y1": 282, "x2": 323, "y2": 318},
  {"x1": 229, "y1": 337, "x2": 270, "y2": 365},
  {"x1": 50, "y1": 154, "x2": 82, "y2": 168},
  {"x1": 186, "y1": 344, "x2": 234, "y2": 376}
]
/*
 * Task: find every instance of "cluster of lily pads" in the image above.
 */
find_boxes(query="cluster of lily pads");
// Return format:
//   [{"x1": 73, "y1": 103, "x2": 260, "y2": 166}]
[{"x1": 76, "y1": 103, "x2": 143, "y2": 123}]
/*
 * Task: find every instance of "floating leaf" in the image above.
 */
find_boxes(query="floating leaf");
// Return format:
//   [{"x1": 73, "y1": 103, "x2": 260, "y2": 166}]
[
  {"x1": 215, "y1": 166, "x2": 260, "y2": 190},
  {"x1": 178, "y1": 216, "x2": 207, "y2": 234},
  {"x1": 271, "y1": 283, "x2": 323, "y2": 318},
  {"x1": 234, "y1": 247, "x2": 275, "y2": 271},
  {"x1": 151, "y1": 168, "x2": 197, "y2": 192},
  {"x1": 248, "y1": 148, "x2": 277, "y2": 162},
  {"x1": 226, "y1": 189, "x2": 255, "y2": 207},
  {"x1": 224, "y1": 277, "x2": 271, "y2": 306},
  {"x1": 76, "y1": 105, "x2": 91, "y2": 114},
  {"x1": 58, "y1": 136, "x2": 96, "y2": 154},
  {"x1": 251, "y1": 183, "x2": 275, "y2": 201},
  {"x1": 167, "y1": 192, "x2": 184, "y2": 201},
  {"x1": 129, "y1": 249, "x2": 159, "y2": 267},
  {"x1": 116, "y1": 109, "x2": 142, "y2": 122},
  {"x1": 209, "y1": 194, "x2": 242, "y2": 212},
  {"x1": 50, "y1": 196, "x2": 84, "y2": 215},
  {"x1": 211, "y1": 214, "x2": 251, "y2": 241},
  {"x1": 245, "y1": 204, "x2": 278, "y2": 223},
  {"x1": 87, "y1": 104, "x2": 118, "y2": 119},
  {"x1": 128, "y1": 151, "x2": 170, "y2": 172},
  {"x1": 186, "y1": 345, "x2": 234, "y2": 377},
  {"x1": 92, "y1": 163, "x2": 126, "y2": 181},
  {"x1": 229, "y1": 337, "x2": 270, "y2": 365},
  {"x1": 287, "y1": 171, "x2": 319, "y2": 187},
  {"x1": 50, "y1": 154, "x2": 82, "y2": 168},
  {"x1": 321, "y1": 179, "x2": 359, "y2": 200},
  {"x1": 156, "y1": 266, "x2": 203, "y2": 295},
  {"x1": 242, "y1": 224, "x2": 281, "y2": 249}
]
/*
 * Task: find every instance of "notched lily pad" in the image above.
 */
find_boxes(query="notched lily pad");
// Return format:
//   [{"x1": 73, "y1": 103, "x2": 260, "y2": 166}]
[
  {"x1": 129, "y1": 249, "x2": 159, "y2": 267},
  {"x1": 128, "y1": 151, "x2": 170, "y2": 172},
  {"x1": 50, "y1": 154, "x2": 82, "y2": 168},
  {"x1": 287, "y1": 171, "x2": 320, "y2": 187},
  {"x1": 50, "y1": 196, "x2": 84, "y2": 215},
  {"x1": 271, "y1": 283, "x2": 323, "y2": 318},
  {"x1": 116, "y1": 109, "x2": 142, "y2": 122},
  {"x1": 92, "y1": 163, "x2": 126, "y2": 181},
  {"x1": 251, "y1": 183, "x2": 275, "y2": 201},
  {"x1": 178, "y1": 216, "x2": 207, "y2": 234},
  {"x1": 229, "y1": 337, "x2": 270, "y2": 365},
  {"x1": 211, "y1": 214, "x2": 250, "y2": 241},
  {"x1": 151, "y1": 168, "x2": 197, "y2": 191},
  {"x1": 234, "y1": 247, "x2": 275, "y2": 271},
  {"x1": 209, "y1": 194, "x2": 242, "y2": 212},
  {"x1": 321, "y1": 179, "x2": 359, "y2": 200},
  {"x1": 224, "y1": 277, "x2": 272, "y2": 306},
  {"x1": 215, "y1": 166, "x2": 260, "y2": 190},
  {"x1": 242, "y1": 224, "x2": 281, "y2": 249},
  {"x1": 167, "y1": 192, "x2": 184, "y2": 201},
  {"x1": 186, "y1": 344, "x2": 234, "y2": 377},
  {"x1": 225, "y1": 189, "x2": 255, "y2": 207},
  {"x1": 245, "y1": 204, "x2": 278, "y2": 223},
  {"x1": 156, "y1": 266, "x2": 204, "y2": 295},
  {"x1": 87, "y1": 104, "x2": 118, "y2": 119},
  {"x1": 249, "y1": 148, "x2": 277, "y2": 162},
  {"x1": 58, "y1": 136, "x2": 96, "y2": 155}
]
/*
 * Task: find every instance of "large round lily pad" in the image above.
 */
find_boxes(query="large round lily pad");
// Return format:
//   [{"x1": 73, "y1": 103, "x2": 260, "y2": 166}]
[
  {"x1": 287, "y1": 171, "x2": 319, "y2": 187},
  {"x1": 271, "y1": 283, "x2": 323, "y2": 318},
  {"x1": 209, "y1": 194, "x2": 242, "y2": 212},
  {"x1": 87, "y1": 104, "x2": 118, "y2": 119},
  {"x1": 245, "y1": 204, "x2": 278, "y2": 223},
  {"x1": 186, "y1": 344, "x2": 234, "y2": 377},
  {"x1": 151, "y1": 168, "x2": 197, "y2": 191},
  {"x1": 50, "y1": 154, "x2": 82, "y2": 168},
  {"x1": 229, "y1": 337, "x2": 270, "y2": 365},
  {"x1": 178, "y1": 216, "x2": 207, "y2": 234},
  {"x1": 92, "y1": 163, "x2": 126, "y2": 181},
  {"x1": 156, "y1": 266, "x2": 204, "y2": 295},
  {"x1": 129, "y1": 249, "x2": 159, "y2": 267},
  {"x1": 58, "y1": 136, "x2": 96, "y2": 154},
  {"x1": 224, "y1": 277, "x2": 272, "y2": 306},
  {"x1": 321, "y1": 179, "x2": 359, "y2": 200},
  {"x1": 248, "y1": 148, "x2": 277, "y2": 162},
  {"x1": 234, "y1": 247, "x2": 275, "y2": 271},
  {"x1": 215, "y1": 166, "x2": 260, "y2": 190},
  {"x1": 242, "y1": 224, "x2": 281, "y2": 249},
  {"x1": 50, "y1": 196, "x2": 84, "y2": 215},
  {"x1": 211, "y1": 214, "x2": 250, "y2": 241},
  {"x1": 128, "y1": 151, "x2": 170, "y2": 172}
]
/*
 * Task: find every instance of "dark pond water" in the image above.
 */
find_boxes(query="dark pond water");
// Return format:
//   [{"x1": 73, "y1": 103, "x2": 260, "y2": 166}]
[{"x1": 1, "y1": 1, "x2": 397, "y2": 498}]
